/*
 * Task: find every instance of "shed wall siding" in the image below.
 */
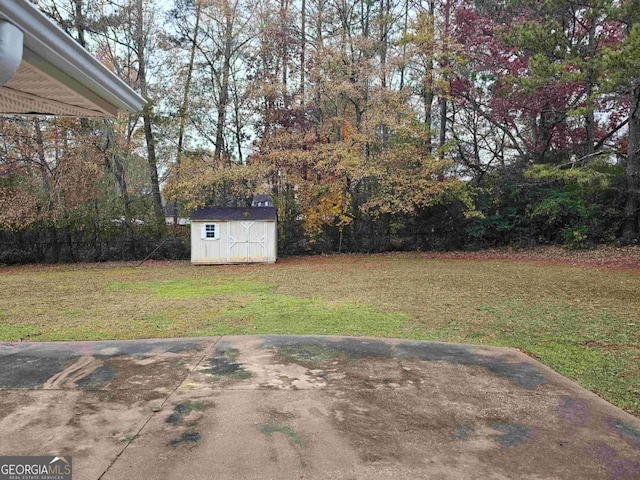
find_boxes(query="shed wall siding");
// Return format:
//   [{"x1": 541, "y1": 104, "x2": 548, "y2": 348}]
[
  {"x1": 191, "y1": 220, "x2": 277, "y2": 264},
  {"x1": 190, "y1": 221, "x2": 229, "y2": 263}
]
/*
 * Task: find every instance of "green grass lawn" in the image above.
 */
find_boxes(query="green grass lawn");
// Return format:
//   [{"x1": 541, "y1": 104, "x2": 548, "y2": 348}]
[{"x1": 0, "y1": 253, "x2": 638, "y2": 416}]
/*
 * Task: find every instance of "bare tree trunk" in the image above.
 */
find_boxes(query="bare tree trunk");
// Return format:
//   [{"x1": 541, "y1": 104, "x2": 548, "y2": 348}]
[
  {"x1": 439, "y1": 98, "x2": 447, "y2": 154},
  {"x1": 175, "y1": 0, "x2": 202, "y2": 222},
  {"x1": 379, "y1": 0, "x2": 390, "y2": 89},
  {"x1": 102, "y1": 120, "x2": 135, "y2": 244},
  {"x1": 72, "y1": 0, "x2": 87, "y2": 47},
  {"x1": 280, "y1": 0, "x2": 290, "y2": 107},
  {"x1": 438, "y1": 0, "x2": 450, "y2": 158},
  {"x1": 32, "y1": 119, "x2": 53, "y2": 205},
  {"x1": 623, "y1": 80, "x2": 640, "y2": 239},
  {"x1": 378, "y1": 0, "x2": 391, "y2": 145},
  {"x1": 135, "y1": 0, "x2": 164, "y2": 227},
  {"x1": 424, "y1": 0, "x2": 435, "y2": 153},
  {"x1": 214, "y1": 2, "x2": 234, "y2": 163},
  {"x1": 399, "y1": 0, "x2": 408, "y2": 90},
  {"x1": 312, "y1": 0, "x2": 325, "y2": 126},
  {"x1": 585, "y1": 17, "x2": 596, "y2": 157},
  {"x1": 233, "y1": 82, "x2": 244, "y2": 164},
  {"x1": 300, "y1": 0, "x2": 306, "y2": 104}
]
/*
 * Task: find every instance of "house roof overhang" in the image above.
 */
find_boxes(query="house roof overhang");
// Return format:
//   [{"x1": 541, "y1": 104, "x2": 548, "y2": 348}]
[{"x1": 0, "y1": 0, "x2": 145, "y2": 117}]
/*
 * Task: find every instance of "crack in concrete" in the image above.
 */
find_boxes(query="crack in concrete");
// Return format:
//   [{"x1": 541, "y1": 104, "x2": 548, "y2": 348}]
[{"x1": 96, "y1": 336, "x2": 222, "y2": 480}]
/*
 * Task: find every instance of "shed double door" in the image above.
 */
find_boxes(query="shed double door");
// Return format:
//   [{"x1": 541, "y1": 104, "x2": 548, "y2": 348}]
[{"x1": 228, "y1": 221, "x2": 267, "y2": 262}]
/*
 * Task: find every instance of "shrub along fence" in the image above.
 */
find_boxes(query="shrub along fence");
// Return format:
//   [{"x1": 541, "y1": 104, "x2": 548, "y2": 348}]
[{"x1": 0, "y1": 230, "x2": 190, "y2": 265}]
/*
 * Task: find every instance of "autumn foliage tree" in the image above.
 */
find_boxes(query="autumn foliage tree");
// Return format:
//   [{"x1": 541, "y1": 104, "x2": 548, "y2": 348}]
[{"x1": 2, "y1": 0, "x2": 640, "y2": 263}]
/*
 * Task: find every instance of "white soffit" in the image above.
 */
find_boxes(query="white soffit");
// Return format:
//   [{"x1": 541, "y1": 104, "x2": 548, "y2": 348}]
[{"x1": 0, "y1": 0, "x2": 145, "y2": 117}]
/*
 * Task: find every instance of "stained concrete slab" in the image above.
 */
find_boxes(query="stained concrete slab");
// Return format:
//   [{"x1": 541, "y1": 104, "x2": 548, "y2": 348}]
[{"x1": 1, "y1": 335, "x2": 639, "y2": 480}]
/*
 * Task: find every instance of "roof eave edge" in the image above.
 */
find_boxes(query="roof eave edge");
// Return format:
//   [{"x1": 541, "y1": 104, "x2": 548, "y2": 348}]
[{"x1": 0, "y1": 0, "x2": 146, "y2": 114}]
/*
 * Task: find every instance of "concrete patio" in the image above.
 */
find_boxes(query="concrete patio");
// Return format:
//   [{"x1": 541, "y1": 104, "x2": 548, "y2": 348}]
[{"x1": 1, "y1": 336, "x2": 639, "y2": 479}]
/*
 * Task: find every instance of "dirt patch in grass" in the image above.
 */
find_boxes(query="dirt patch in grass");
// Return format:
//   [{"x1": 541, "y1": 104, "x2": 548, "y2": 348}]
[{"x1": 581, "y1": 341, "x2": 640, "y2": 351}]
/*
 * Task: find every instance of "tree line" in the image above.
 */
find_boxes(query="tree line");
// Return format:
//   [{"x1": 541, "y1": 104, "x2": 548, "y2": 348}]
[{"x1": 1, "y1": 0, "x2": 639, "y2": 263}]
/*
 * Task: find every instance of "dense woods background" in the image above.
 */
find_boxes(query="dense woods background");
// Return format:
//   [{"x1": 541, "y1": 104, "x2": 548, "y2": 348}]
[{"x1": 2, "y1": 0, "x2": 640, "y2": 263}]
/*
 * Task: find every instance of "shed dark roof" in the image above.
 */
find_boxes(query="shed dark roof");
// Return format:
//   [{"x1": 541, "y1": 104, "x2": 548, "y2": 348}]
[
  {"x1": 190, "y1": 207, "x2": 277, "y2": 221},
  {"x1": 252, "y1": 194, "x2": 272, "y2": 202}
]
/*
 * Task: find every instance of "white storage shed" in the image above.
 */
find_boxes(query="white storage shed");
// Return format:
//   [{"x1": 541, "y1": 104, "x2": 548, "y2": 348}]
[{"x1": 190, "y1": 207, "x2": 277, "y2": 265}]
